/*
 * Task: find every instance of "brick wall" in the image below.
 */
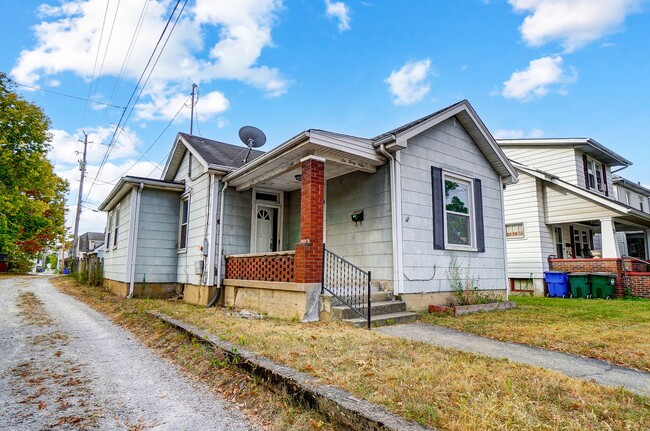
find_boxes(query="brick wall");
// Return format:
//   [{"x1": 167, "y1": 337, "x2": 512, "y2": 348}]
[
  {"x1": 548, "y1": 258, "x2": 650, "y2": 298},
  {"x1": 625, "y1": 273, "x2": 650, "y2": 298},
  {"x1": 295, "y1": 157, "x2": 325, "y2": 283},
  {"x1": 225, "y1": 253, "x2": 295, "y2": 282}
]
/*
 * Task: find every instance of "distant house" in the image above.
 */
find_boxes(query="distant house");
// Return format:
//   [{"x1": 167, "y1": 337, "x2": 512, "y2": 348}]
[
  {"x1": 497, "y1": 138, "x2": 650, "y2": 294},
  {"x1": 608, "y1": 175, "x2": 650, "y2": 259},
  {"x1": 99, "y1": 100, "x2": 517, "y2": 319},
  {"x1": 76, "y1": 232, "x2": 105, "y2": 259}
]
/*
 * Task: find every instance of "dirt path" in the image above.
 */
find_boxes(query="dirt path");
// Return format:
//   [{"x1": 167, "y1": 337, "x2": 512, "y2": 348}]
[{"x1": 0, "y1": 275, "x2": 259, "y2": 430}]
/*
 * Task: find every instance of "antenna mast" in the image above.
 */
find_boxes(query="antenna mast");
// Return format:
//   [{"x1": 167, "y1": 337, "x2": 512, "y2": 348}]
[{"x1": 190, "y1": 83, "x2": 197, "y2": 135}]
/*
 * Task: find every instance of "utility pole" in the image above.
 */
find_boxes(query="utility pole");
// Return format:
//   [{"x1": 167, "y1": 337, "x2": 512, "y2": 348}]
[
  {"x1": 71, "y1": 131, "x2": 89, "y2": 266},
  {"x1": 190, "y1": 83, "x2": 197, "y2": 135}
]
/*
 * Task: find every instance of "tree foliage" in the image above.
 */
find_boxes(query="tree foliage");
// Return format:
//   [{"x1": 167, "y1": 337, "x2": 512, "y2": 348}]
[{"x1": 0, "y1": 72, "x2": 68, "y2": 272}]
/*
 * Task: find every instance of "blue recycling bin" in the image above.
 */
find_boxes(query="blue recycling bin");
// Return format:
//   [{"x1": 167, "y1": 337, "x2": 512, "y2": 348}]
[
  {"x1": 544, "y1": 271, "x2": 569, "y2": 298},
  {"x1": 63, "y1": 268, "x2": 70, "y2": 275}
]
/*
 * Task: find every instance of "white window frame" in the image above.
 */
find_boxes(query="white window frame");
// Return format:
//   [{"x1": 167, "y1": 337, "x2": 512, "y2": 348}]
[
  {"x1": 250, "y1": 188, "x2": 284, "y2": 253},
  {"x1": 505, "y1": 222, "x2": 525, "y2": 239},
  {"x1": 106, "y1": 212, "x2": 112, "y2": 253},
  {"x1": 586, "y1": 157, "x2": 606, "y2": 193},
  {"x1": 178, "y1": 196, "x2": 190, "y2": 252},
  {"x1": 112, "y1": 204, "x2": 120, "y2": 250},
  {"x1": 442, "y1": 172, "x2": 476, "y2": 250}
]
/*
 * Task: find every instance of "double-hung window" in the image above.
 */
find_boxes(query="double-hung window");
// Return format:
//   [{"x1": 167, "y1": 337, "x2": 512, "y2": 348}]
[
  {"x1": 444, "y1": 175, "x2": 473, "y2": 247},
  {"x1": 179, "y1": 198, "x2": 189, "y2": 251},
  {"x1": 432, "y1": 167, "x2": 485, "y2": 252},
  {"x1": 112, "y1": 205, "x2": 119, "y2": 248}
]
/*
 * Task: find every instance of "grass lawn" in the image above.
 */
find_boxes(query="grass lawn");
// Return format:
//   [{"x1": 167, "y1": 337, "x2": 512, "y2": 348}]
[
  {"x1": 422, "y1": 295, "x2": 650, "y2": 372},
  {"x1": 49, "y1": 277, "x2": 650, "y2": 431}
]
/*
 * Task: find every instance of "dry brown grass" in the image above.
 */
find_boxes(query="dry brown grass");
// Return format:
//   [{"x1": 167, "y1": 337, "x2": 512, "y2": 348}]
[
  {"x1": 423, "y1": 296, "x2": 650, "y2": 372},
  {"x1": 17, "y1": 291, "x2": 54, "y2": 326},
  {"x1": 52, "y1": 277, "x2": 650, "y2": 431}
]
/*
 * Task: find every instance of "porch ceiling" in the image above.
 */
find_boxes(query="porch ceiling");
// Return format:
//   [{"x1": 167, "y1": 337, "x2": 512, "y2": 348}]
[{"x1": 225, "y1": 131, "x2": 386, "y2": 192}]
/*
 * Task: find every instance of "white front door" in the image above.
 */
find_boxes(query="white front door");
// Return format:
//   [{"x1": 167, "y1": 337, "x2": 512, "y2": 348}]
[{"x1": 255, "y1": 206, "x2": 274, "y2": 253}]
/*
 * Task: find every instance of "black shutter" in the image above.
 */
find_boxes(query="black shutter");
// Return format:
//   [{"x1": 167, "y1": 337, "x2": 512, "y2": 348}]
[
  {"x1": 582, "y1": 154, "x2": 590, "y2": 189},
  {"x1": 601, "y1": 164, "x2": 608, "y2": 196},
  {"x1": 431, "y1": 167, "x2": 445, "y2": 250},
  {"x1": 474, "y1": 178, "x2": 485, "y2": 252}
]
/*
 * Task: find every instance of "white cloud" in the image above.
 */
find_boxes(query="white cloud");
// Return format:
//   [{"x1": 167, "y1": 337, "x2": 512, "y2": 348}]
[
  {"x1": 493, "y1": 128, "x2": 544, "y2": 139},
  {"x1": 135, "y1": 84, "x2": 229, "y2": 122},
  {"x1": 502, "y1": 56, "x2": 576, "y2": 101},
  {"x1": 385, "y1": 59, "x2": 432, "y2": 106},
  {"x1": 48, "y1": 126, "x2": 142, "y2": 167},
  {"x1": 509, "y1": 0, "x2": 644, "y2": 52},
  {"x1": 11, "y1": 0, "x2": 288, "y2": 121},
  {"x1": 324, "y1": 0, "x2": 351, "y2": 32}
]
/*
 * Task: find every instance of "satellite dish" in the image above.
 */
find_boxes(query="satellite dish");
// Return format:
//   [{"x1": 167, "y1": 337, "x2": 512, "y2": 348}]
[{"x1": 239, "y1": 126, "x2": 266, "y2": 163}]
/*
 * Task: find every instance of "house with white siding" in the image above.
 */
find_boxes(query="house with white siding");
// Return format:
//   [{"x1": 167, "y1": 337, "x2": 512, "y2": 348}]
[
  {"x1": 497, "y1": 138, "x2": 650, "y2": 294},
  {"x1": 99, "y1": 100, "x2": 517, "y2": 320}
]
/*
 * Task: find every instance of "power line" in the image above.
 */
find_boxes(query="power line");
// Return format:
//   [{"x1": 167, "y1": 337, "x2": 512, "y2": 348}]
[
  {"x1": 14, "y1": 82, "x2": 125, "y2": 109},
  {"x1": 83, "y1": 0, "x2": 187, "y2": 204}
]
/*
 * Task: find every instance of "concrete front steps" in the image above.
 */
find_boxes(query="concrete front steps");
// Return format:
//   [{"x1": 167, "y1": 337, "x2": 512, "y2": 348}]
[{"x1": 331, "y1": 292, "x2": 418, "y2": 328}]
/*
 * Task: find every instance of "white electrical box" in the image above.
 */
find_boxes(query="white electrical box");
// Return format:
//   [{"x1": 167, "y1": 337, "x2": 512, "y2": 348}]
[{"x1": 194, "y1": 260, "x2": 204, "y2": 275}]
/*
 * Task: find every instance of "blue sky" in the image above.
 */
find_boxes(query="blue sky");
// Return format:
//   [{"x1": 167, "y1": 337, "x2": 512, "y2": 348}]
[{"x1": 2, "y1": 0, "x2": 649, "y2": 234}]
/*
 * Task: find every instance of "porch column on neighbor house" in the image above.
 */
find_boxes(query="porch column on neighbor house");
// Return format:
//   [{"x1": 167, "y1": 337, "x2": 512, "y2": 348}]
[
  {"x1": 600, "y1": 217, "x2": 620, "y2": 258},
  {"x1": 294, "y1": 155, "x2": 326, "y2": 284}
]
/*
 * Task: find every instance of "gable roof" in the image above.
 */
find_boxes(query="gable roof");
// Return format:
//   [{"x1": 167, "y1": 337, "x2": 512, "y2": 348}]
[
  {"x1": 98, "y1": 176, "x2": 185, "y2": 212},
  {"x1": 612, "y1": 175, "x2": 650, "y2": 196},
  {"x1": 372, "y1": 100, "x2": 518, "y2": 184},
  {"x1": 162, "y1": 132, "x2": 265, "y2": 181},
  {"x1": 496, "y1": 138, "x2": 632, "y2": 167}
]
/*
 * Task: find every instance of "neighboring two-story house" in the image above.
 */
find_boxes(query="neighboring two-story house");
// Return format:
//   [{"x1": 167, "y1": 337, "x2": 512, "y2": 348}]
[
  {"x1": 496, "y1": 138, "x2": 650, "y2": 294},
  {"x1": 609, "y1": 175, "x2": 650, "y2": 259}
]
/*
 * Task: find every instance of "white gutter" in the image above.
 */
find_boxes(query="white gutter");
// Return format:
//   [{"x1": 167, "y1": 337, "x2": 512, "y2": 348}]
[
  {"x1": 127, "y1": 182, "x2": 144, "y2": 299},
  {"x1": 378, "y1": 143, "x2": 404, "y2": 295},
  {"x1": 208, "y1": 181, "x2": 228, "y2": 307}
]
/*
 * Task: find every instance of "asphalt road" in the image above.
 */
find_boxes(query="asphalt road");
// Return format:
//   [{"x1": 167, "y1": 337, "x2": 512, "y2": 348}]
[{"x1": 0, "y1": 275, "x2": 259, "y2": 430}]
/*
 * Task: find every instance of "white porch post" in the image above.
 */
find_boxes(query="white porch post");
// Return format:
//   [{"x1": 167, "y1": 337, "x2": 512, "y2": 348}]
[{"x1": 600, "y1": 217, "x2": 620, "y2": 258}]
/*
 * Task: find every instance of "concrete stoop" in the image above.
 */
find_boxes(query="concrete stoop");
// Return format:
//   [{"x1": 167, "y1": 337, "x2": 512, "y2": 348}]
[
  {"x1": 331, "y1": 292, "x2": 419, "y2": 328},
  {"x1": 150, "y1": 311, "x2": 433, "y2": 431}
]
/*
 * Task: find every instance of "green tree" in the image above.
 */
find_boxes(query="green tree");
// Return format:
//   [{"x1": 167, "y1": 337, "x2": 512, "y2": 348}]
[{"x1": 0, "y1": 72, "x2": 68, "y2": 272}]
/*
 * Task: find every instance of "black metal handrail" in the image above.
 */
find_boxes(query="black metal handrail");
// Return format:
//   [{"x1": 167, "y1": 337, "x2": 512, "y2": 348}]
[{"x1": 321, "y1": 244, "x2": 371, "y2": 329}]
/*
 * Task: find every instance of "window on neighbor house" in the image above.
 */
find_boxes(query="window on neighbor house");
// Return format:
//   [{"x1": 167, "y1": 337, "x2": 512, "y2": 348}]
[
  {"x1": 625, "y1": 191, "x2": 631, "y2": 205},
  {"x1": 587, "y1": 160, "x2": 596, "y2": 189},
  {"x1": 506, "y1": 223, "x2": 525, "y2": 239},
  {"x1": 572, "y1": 227, "x2": 592, "y2": 258},
  {"x1": 179, "y1": 198, "x2": 189, "y2": 250},
  {"x1": 585, "y1": 157, "x2": 606, "y2": 193},
  {"x1": 554, "y1": 227, "x2": 564, "y2": 258},
  {"x1": 639, "y1": 195, "x2": 645, "y2": 212}
]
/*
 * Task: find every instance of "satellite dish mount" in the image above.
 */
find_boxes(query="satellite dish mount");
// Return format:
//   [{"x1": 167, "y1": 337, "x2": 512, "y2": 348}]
[{"x1": 239, "y1": 126, "x2": 267, "y2": 163}]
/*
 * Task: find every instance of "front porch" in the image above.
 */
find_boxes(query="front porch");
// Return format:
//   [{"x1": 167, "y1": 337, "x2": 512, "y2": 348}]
[{"x1": 216, "y1": 131, "x2": 391, "y2": 321}]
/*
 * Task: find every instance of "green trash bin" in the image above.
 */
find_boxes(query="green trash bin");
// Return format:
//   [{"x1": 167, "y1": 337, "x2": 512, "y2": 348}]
[
  {"x1": 590, "y1": 272, "x2": 616, "y2": 299},
  {"x1": 568, "y1": 272, "x2": 591, "y2": 298}
]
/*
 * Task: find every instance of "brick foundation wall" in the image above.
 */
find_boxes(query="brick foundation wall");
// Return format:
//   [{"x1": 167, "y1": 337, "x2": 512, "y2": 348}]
[
  {"x1": 225, "y1": 253, "x2": 295, "y2": 282},
  {"x1": 548, "y1": 258, "x2": 625, "y2": 297},
  {"x1": 625, "y1": 273, "x2": 650, "y2": 298},
  {"x1": 548, "y1": 258, "x2": 650, "y2": 298}
]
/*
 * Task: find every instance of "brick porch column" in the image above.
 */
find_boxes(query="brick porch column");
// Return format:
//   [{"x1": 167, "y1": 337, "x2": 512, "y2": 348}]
[{"x1": 294, "y1": 156, "x2": 325, "y2": 283}]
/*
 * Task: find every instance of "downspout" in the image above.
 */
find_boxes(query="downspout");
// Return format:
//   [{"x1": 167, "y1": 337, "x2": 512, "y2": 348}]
[
  {"x1": 378, "y1": 143, "x2": 403, "y2": 295},
  {"x1": 127, "y1": 182, "x2": 144, "y2": 299},
  {"x1": 208, "y1": 181, "x2": 228, "y2": 307}
]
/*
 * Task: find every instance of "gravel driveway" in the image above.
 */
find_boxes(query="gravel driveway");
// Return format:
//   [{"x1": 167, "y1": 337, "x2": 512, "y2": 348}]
[{"x1": 0, "y1": 275, "x2": 259, "y2": 430}]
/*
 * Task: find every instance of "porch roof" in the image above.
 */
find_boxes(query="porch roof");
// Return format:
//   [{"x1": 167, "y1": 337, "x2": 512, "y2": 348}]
[
  {"x1": 516, "y1": 164, "x2": 650, "y2": 229},
  {"x1": 223, "y1": 130, "x2": 386, "y2": 192}
]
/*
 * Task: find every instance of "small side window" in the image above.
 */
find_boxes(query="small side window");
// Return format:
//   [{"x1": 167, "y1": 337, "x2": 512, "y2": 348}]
[
  {"x1": 506, "y1": 223, "x2": 525, "y2": 239},
  {"x1": 179, "y1": 198, "x2": 189, "y2": 250}
]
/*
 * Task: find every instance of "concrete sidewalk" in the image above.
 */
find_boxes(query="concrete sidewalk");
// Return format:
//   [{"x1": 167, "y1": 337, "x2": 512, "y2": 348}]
[{"x1": 376, "y1": 323, "x2": 650, "y2": 396}]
